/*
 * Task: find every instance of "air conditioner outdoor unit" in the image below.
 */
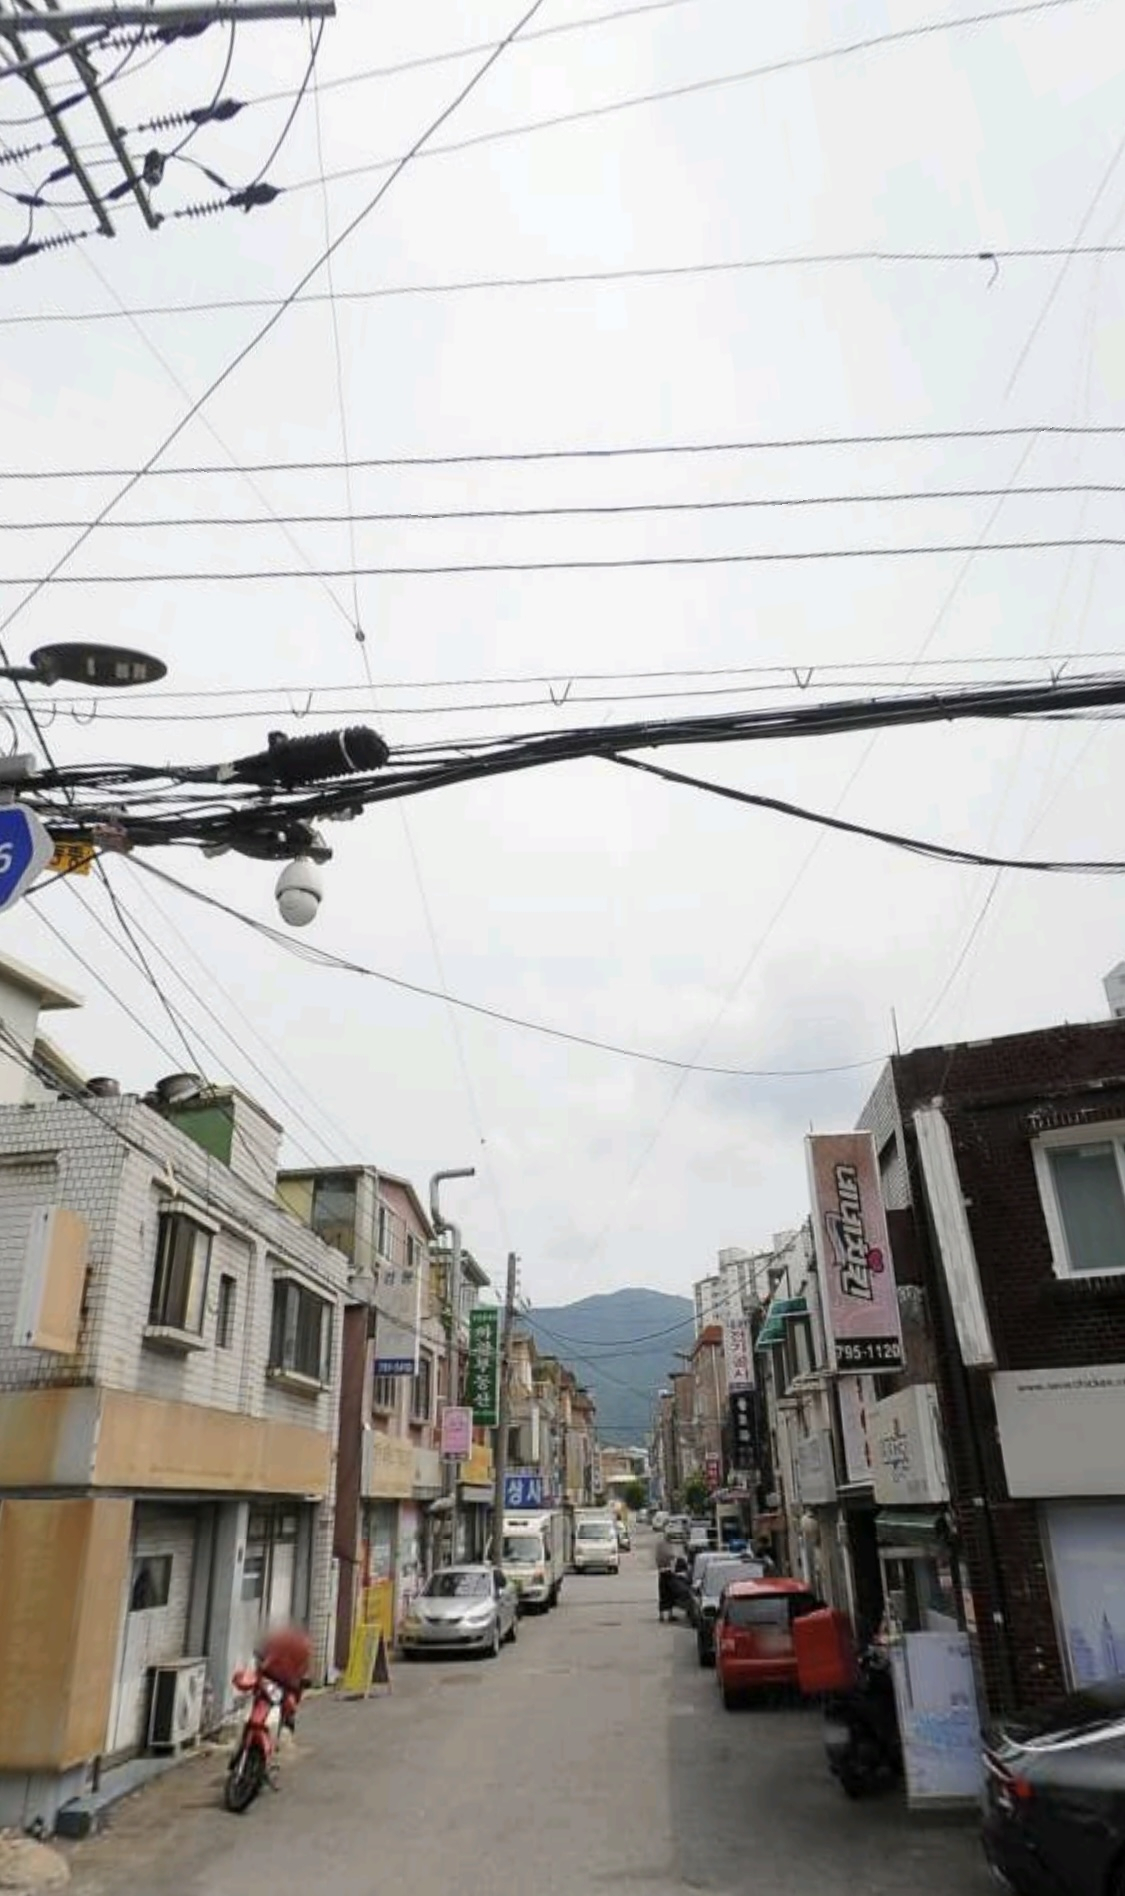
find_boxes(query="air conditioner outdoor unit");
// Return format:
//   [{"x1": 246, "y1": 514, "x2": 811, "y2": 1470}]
[{"x1": 148, "y1": 1658, "x2": 207, "y2": 1751}]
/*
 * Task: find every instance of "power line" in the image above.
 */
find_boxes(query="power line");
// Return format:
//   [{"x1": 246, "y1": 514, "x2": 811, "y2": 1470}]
[
  {"x1": 128, "y1": 857, "x2": 886, "y2": 1081},
  {"x1": 21, "y1": 649, "x2": 1125, "y2": 706},
  {"x1": 251, "y1": 0, "x2": 713, "y2": 105},
  {"x1": 0, "y1": 0, "x2": 551, "y2": 647},
  {"x1": 281, "y1": 0, "x2": 1097, "y2": 199},
  {"x1": 6, "y1": 423, "x2": 1121, "y2": 484},
  {"x1": 6, "y1": 536, "x2": 1124, "y2": 585},
  {"x1": 612, "y1": 753, "x2": 1125, "y2": 874},
  {"x1": 9, "y1": 480, "x2": 1125, "y2": 533},
  {"x1": 6, "y1": 241, "x2": 1125, "y2": 327}
]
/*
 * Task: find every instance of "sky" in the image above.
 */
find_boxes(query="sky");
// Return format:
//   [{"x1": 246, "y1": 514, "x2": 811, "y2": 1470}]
[{"x1": 2, "y1": 0, "x2": 1124, "y2": 1308}]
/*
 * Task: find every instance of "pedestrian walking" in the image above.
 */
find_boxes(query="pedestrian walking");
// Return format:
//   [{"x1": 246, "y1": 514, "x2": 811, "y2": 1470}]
[{"x1": 655, "y1": 1536, "x2": 676, "y2": 1621}]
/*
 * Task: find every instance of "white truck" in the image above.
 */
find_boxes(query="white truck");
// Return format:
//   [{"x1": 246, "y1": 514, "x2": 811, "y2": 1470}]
[
  {"x1": 571, "y1": 1509, "x2": 621, "y2": 1576},
  {"x1": 498, "y1": 1509, "x2": 571, "y2": 1613}
]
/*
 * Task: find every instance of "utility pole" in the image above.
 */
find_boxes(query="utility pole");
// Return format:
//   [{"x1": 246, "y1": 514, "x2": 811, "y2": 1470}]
[
  {"x1": 490, "y1": 1251, "x2": 518, "y2": 1568},
  {"x1": 430, "y1": 1167, "x2": 475, "y2": 1567}
]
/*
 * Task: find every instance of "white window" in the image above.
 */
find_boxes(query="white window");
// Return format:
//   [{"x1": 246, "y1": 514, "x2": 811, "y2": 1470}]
[
  {"x1": 1034, "y1": 1128, "x2": 1125, "y2": 1278},
  {"x1": 372, "y1": 1371, "x2": 399, "y2": 1414},
  {"x1": 149, "y1": 1211, "x2": 212, "y2": 1334},
  {"x1": 269, "y1": 1276, "x2": 333, "y2": 1386}
]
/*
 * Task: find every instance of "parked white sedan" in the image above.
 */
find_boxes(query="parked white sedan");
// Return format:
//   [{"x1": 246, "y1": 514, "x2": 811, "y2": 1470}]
[{"x1": 399, "y1": 1565, "x2": 519, "y2": 1658}]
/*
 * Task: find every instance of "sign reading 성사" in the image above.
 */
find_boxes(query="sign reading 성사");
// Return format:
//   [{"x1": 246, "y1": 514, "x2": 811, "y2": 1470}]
[
  {"x1": 467, "y1": 1306, "x2": 499, "y2": 1427},
  {"x1": 806, "y1": 1131, "x2": 904, "y2": 1373}
]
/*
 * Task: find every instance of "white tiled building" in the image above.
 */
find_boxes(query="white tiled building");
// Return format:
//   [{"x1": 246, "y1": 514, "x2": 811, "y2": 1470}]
[{"x1": 0, "y1": 1029, "x2": 348, "y2": 1829}]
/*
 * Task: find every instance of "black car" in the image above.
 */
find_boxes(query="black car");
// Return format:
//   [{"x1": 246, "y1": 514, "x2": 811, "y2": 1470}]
[
  {"x1": 690, "y1": 1553, "x2": 764, "y2": 1666},
  {"x1": 982, "y1": 1680, "x2": 1125, "y2": 1896}
]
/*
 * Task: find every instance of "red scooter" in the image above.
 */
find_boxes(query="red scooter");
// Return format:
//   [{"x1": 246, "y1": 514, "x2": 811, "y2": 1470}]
[{"x1": 225, "y1": 1627, "x2": 311, "y2": 1814}]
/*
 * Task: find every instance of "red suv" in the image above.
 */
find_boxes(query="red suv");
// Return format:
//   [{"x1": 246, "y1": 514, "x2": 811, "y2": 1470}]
[{"x1": 715, "y1": 1578, "x2": 822, "y2": 1708}]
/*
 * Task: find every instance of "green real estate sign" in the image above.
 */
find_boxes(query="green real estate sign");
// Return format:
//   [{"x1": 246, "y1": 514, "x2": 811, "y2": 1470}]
[{"x1": 468, "y1": 1306, "x2": 500, "y2": 1427}]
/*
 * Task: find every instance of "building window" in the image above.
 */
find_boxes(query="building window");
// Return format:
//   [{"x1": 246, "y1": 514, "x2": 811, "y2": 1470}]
[
  {"x1": 1036, "y1": 1133, "x2": 1125, "y2": 1277},
  {"x1": 405, "y1": 1232, "x2": 420, "y2": 1277},
  {"x1": 412, "y1": 1352, "x2": 432, "y2": 1424},
  {"x1": 372, "y1": 1371, "x2": 399, "y2": 1414},
  {"x1": 310, "y1": 1173, "x2": 357, "y2": 1259},
  {"x1": 149, "y1": 1212, "x2": 212, "y2": 1334},
  {"x1": 216, "y1": 1273, "x2": 237, "y2": 1349},
  {"x1": 376, "y1": 1202, "x2": 402, "y2": 1267},
  {"x1": 269, "y1": 1277, "x2": 333, "y2": 1385},
  {"x1": 130, "y1": 1554, "x2": 172, "y2": 1612}
]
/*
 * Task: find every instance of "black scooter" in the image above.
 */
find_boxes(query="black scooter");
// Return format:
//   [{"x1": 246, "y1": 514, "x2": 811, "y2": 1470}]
[{"x1": 822, "y1": 1645, "x2": 902, "y2": 1798}]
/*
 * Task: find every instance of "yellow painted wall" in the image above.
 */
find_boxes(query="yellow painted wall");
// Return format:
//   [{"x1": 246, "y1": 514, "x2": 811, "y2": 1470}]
[
  {"x1": 0, "y1": 1386, "x2": 98, "y2": 1487},
  {"x1": 0, "y1": 1497, "x2": 131, "y2": 1771},
  {"x1": 0, "y1": 1388, "x2": 331, "y2": 1497},
  {"x1": 95, "y1": 1391, "x2": 331, "y2": 1496}
]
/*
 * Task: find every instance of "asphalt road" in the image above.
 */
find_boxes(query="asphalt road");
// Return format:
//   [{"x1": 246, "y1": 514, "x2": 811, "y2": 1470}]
[{"x1": 64, "y1": 1533, "x2": 995, "y2": 1896}]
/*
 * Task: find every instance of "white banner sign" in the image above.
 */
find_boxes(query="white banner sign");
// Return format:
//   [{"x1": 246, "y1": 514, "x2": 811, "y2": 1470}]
[{"x1": 723, "y1": 1319, "x2": 754, "y2": 1390}]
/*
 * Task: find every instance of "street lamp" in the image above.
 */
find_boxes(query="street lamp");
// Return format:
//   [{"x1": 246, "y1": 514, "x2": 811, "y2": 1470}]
[{"x1": 1, "y1": 643, "x2": 167, "y2": 688}]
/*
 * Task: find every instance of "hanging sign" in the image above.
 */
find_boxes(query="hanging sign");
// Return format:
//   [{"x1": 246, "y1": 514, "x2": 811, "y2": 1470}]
[
  {"x1": 467, "y1": 1306, "x2": 500, "y2": 1426},
  {"x1": 806, "y1": 1131, "x2": 904, "y2": 1372}
]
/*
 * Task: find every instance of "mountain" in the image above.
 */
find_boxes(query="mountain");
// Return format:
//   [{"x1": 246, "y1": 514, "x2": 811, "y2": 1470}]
[{"x1": 525, "y1": 1287, "x2": 695, "y2": 1448}]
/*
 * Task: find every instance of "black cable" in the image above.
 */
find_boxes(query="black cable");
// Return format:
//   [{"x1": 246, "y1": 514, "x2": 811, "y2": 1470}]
[
  {"x1": 6, "y1": 242, "x2": 1125, "y2": 326},
  {"x1": 5, "y1": 422, "x2": 1121, "y2": 484},
  {"x1": 6, "y1": 535, "x2": 1125, "y2": 585},
  {"x1": 23, "y1": 648, "x2": 1125, "y2": 703},
  {"x1": 0, "y1": 0, "x2": 550, "y2": 651},
  {"x1": 245, "y1": 17, "x2": 321, "y2": 188},
  {"x1": 9, "y1": 480, "x2": 1125, "y2": 533},
  {"x1": 282, "y1": 0, "x2": 1100, "y2": 198},
  {"x1": 611, "y1": 754, "x2": 1125, "y2": 874},
  {"x1": 127, "y1": 857, "x2": 885, "y2": 1081}
]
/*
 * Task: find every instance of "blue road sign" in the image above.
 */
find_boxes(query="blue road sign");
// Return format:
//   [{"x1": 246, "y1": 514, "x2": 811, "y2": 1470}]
[
  {"x1": 0, "y1": 805, "x2": 52, "y2": 914},
  {"x1": 504, "y1": 1473, "x2": 544, "y2": 1510}
]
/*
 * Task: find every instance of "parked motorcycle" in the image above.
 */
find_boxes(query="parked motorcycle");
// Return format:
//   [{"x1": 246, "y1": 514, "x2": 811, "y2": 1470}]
[
  {"x1": 822, "y1": 1645, "x2": 902, "y2": 1798},
  {"x1": 225, "y1": 1625, "x2": 311, "y2": 1814}
]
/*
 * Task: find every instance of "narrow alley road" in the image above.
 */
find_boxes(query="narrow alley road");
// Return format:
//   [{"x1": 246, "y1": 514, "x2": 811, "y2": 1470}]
[{"x1": 64, "y1": 1536, "x2": 993, "y2": 1896}]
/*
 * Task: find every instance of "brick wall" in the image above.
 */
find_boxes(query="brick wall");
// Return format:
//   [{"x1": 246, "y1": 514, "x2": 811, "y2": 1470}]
[{"x1": 883, "y1": 1017, "x2": 1125, "y2": 1709}]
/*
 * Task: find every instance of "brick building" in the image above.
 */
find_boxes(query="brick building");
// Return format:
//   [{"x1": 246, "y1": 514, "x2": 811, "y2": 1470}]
[
  {"x1": 0, "y1": 1040, "x2": 348, "y2": 1829},
  {"x1": 858, "y1": 1015, "x2": 1125, "y2": 1713}
]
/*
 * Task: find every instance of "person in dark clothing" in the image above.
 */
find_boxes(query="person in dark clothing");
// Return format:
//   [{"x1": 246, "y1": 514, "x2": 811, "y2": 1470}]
[{"x1": 656, "y1": 1537, "x2": 676, "y2": 1621}]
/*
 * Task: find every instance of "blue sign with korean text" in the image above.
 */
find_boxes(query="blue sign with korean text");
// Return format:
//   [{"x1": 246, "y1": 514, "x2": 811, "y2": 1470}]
[
  {"x1": 0, "y1": 805, "x2": 52, "y2": 913},
  {"x1": 504, "y1": 1473, "x2": 544, "y2": 1509}
]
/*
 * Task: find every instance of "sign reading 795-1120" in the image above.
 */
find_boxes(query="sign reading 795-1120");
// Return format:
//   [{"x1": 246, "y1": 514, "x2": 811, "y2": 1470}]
[{"x1": 468, "y1": 1306, "x2": 500, "y2": 1426}]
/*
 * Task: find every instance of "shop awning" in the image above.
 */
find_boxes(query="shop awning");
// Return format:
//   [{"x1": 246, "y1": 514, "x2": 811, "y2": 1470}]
[
  {"x1": 755, "y1": 1296, "x2": 808, "y2": 1351},
  {"x1": 875, "y1": 1507, "x2": 950, "y2": 1549}
]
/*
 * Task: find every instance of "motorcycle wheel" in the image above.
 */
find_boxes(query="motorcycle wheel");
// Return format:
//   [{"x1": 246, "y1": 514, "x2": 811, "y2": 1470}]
[
  {"x1": 224, "y1": 1742, "x2": 266, "y2": 1813},
  {"x1": 836, "y1": 1760, "x2": 865, "y2": 1800}
]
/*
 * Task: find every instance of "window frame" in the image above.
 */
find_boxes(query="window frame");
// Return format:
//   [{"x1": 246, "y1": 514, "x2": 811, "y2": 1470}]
[
  {"x1": 372, "y1": 1370, "x2": 399, "y2": 1415},
  {"x1": 216, "y1": 1272, "x2": 237, "y2": 1350},
  {"x1": 268, "y1": 1273, "x2": 334, "y2": 1390},
  {"x1": 411, "y1": 1351, "x2": 433, "y2": 1425},
  {"x1": 148, "y1": 1208, "x2": 213, "y2": 1338},
  {"x1": 1033, "y1": 1125, "x2": 1125, "y2": 1280}
]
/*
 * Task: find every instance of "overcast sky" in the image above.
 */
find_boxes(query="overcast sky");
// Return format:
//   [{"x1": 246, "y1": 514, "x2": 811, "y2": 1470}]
[{"x1": 2, "y1": 0, "x2": 1124, "y2": 1308}]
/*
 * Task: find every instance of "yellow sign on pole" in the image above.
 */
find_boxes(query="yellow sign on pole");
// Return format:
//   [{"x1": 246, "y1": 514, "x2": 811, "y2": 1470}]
[{"x1": 48, "y1": 841, "x2": 96, "y2": 877}]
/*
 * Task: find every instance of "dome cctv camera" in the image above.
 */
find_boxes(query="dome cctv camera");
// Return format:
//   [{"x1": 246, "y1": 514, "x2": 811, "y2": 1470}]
[{"x1": 275, "y1": 856, "x2": 323, "y2": 928}]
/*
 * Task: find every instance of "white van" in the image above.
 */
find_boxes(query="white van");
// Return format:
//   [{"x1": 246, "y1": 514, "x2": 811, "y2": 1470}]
[
  {"x1": 499, "y1": 1510, "x2": 569, "y2": 1611},
  {"x1": 572, "y1": 1513, "x2": 620, "y2": 1575}
]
